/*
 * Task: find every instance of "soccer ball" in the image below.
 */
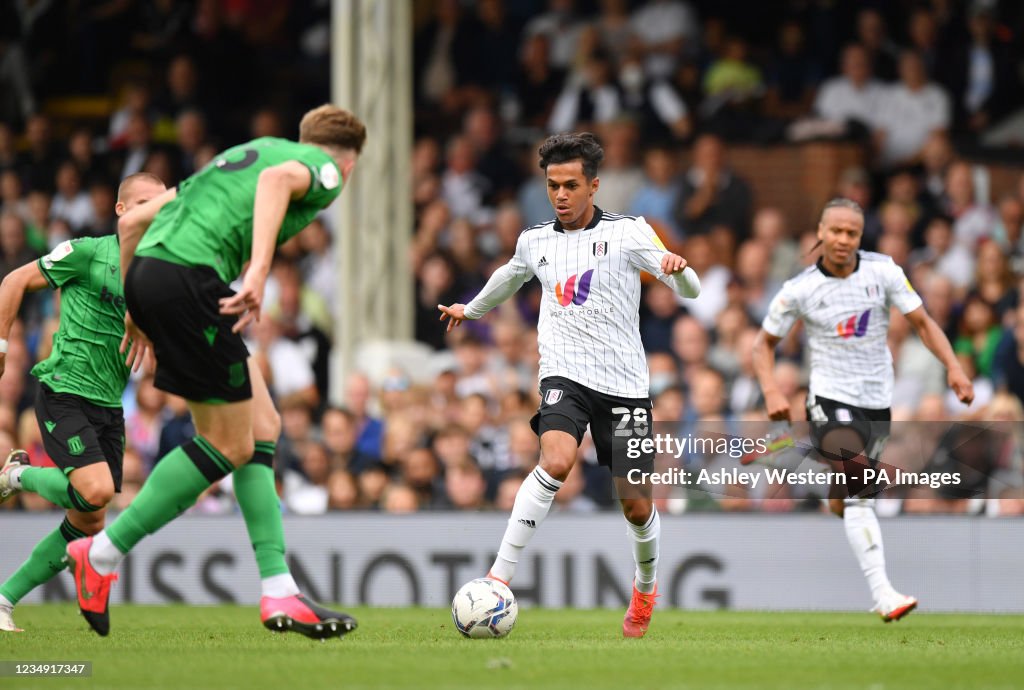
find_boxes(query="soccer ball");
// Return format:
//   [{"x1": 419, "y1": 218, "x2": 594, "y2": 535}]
[{"x1": 451, "y1": 578, "x2": 518, "y2": 638}]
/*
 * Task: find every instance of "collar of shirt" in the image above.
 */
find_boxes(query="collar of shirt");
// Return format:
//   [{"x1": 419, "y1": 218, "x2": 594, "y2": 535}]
[
  {"x1": 816, "y1": 253, "x2": 861, "y2": 277},
  {"x1": 553, "y1": 205, "x2": 604, "y2": 233}
]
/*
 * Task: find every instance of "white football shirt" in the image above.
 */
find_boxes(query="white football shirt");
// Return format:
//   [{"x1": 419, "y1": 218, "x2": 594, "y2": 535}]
[
  {"x1": 762, "y1": 251, "x2": 923, "y2": 410},
  {"x1": 465, "y1": 208, "x2": 699, "y2": 399}
]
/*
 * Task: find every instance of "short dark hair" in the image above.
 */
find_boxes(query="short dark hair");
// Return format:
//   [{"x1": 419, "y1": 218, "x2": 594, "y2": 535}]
[
  {"x1": 819, "y1": 197, "x2": 864, "y2": 223},
  {"x1": 538, "y1": 132, "x2": 604, "y2": 179}
]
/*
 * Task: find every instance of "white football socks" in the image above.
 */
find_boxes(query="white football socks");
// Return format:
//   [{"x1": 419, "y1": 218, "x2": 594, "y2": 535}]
[
  {"x1": 843, "y1": 499, "x2": 893, "y2": 603},
  {"x1": 626, "y1": 508, "x2": 660, "y2": 594},
  {"x1": 88, "y1": 531, "x2": 126, "y2": 576},
  {"x1": 490, "y1": 466, "x2": 562, "y2": 583},
  {"x1": 262, "y1": 573, "x2": 300, "y2": 599}
]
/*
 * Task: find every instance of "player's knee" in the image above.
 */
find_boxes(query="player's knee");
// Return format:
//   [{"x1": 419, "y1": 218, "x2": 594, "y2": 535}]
[
  {"x1": 538, "y1": 455, "x2": 573, "y2": 482},
  {"x1": 222, "y1": 436, "x2": 256, "y2": 466},
  {"x1": 622, "y1": 499, "x2": 652, "y2": 526},
  {"x1": 255, "y1": 407, "x2": 282, "y2": 442},
  {"x1": 74, "y1": 474, "x2": 115, "y2": 508}
]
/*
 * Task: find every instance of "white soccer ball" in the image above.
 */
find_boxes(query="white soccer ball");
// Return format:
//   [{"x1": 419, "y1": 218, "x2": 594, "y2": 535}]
[{"x1": 451, "y1": 578, "x2": 518, "y2": 638}]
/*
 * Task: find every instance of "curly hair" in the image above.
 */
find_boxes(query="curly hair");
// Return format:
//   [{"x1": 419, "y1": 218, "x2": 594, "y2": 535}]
[{"x1": 538, "y1": 132, "x2": 604, "y2": 179}]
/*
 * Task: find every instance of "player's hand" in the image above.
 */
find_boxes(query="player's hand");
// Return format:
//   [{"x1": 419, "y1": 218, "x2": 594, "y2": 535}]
[
  {"x1": 949, "y1": 368, "x2": 975, "y2": 406},
  {"x1": 220, "y1": 273, "x2": 265, "y2": 333},
  {"x1": 764, "y1": 390, "x2": 791, "y2": 421},
  {"x1": 661, "y1": 253, "x2": 687, "y2": 275},
  {"x1": 121, "y1": 311, "x2": 152, "y2": 373},
  {"x1": 438, "y1": 303, "x2": 468, "y2": 333}
]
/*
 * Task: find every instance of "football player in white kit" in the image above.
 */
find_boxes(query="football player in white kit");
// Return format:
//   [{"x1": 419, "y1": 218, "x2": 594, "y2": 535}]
[
  {"x1": 752, "y1": 198, "x2": 974, "y2": 621},
  {"x1": 439, "y1": 132, "x2": 700, "y2": 637}
]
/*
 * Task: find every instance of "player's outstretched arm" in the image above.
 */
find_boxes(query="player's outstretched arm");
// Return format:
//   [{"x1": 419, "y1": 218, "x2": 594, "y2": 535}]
[
  {"x1": 118, "y1": 187, "x2": 177, "y2": 276},
  {"x1": 0, "y1": 262, "x2": 50, "y2": 379},
  {"x1": 439, "y1": 247, "x2": 534, "y2": 332},
  {"x1": 752, "y1": 329, "x2": 791, "y2": 421},
  {"x1": 220, "y1": 161, "x2": 311, "y2": 333},
  {"x1": 904, "y1": 306, "x2": 975, "y2": 405}
]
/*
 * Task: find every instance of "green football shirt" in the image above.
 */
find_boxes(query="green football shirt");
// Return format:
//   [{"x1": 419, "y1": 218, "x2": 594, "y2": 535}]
[
  {"x1": 32, "y1": 236, "x2": 129, "y2": 408},
  {"x1": 136, "y1": 137, "x2": 343, "y2": 283}
]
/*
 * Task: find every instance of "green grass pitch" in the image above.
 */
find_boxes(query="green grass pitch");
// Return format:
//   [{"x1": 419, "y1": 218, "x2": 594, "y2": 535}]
[{"x1": 1, "y1": 606, "x2": 1022, "y2": 689}]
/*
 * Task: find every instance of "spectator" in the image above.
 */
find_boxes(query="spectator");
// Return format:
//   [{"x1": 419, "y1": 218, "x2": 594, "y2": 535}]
[
  {"x1": 514, "y1": 34, "x2": 566, "y2": 129},
  {"x1": 672, "y1": 134, "x2": 753, "y2": 238},
  {"x1": 942, "y1": 160, "x2": 996, "y2": 250},
  {"x1": 126, "y1": 375, "x2": 167, "y2": 471},
  {"x1": 640, "y1": 282, "x2": 682, "y2": 354},
  {"x1": 82, "y1": 180, "x2": 117, "y2": 238},
  {"x1": 751, "y1": 207, "x2": 799, "y2": 284},
  {"x1": 322, "y1": 407, "x2": 379, "y2": 475},
  {"x1": 344, "y1": 372, "x2": 384, "y2": 459},
  {"x1": 327, "y1": 469, "x2": 359, "y2": 510},
  {"x1": 617, "y1": 57, "x2": 692, "y2": 144},
  {"x1": 175, "y1": 109, "x2": 207, "y2": 178},
  {"x1": 856, "y1": 8, "x2": 900, "y2": 80},
  {"x1": 463, "y1": 105, "x2": 521, "y2": 204},
  {"x1": 0, "y1": 213, "x2": 37, "y2": 280},
  {"x1": 442, "y1": 461, "x2": 487, "y2": 510},
  {"x1": 630, "y1": 0, "x2": 698, "y2": 78},
  {"x1": 702, "y1": 35, "x2": 763, "y2": 108},
  {"x1": 593, "y1": 120, "x2": 644, "y2": 213},
  {"x1": 521, "y1": 0, "x2": 587, "y2": 72},
  {"x1": 874, "y1": 51, "x2": 951, "y2": 167},
  {"x1": 944, "y1": 5, "x2": 1018, "y2": 139},
  {"x1": 630, "y1": 145, "x2": 683, "y2": 242},
  {"x1": 441, "y1": 135, "x2": 491, "y2": 224},
  {"x1": 764, "y1": 20, "x2": 821, "y2": 120},
  {"x1": 909, "y1": 216, "x2": 974, "y2": 292},
  {"x1": 18, "y1": 114, "x2": 61, "y2": 192},
  {"x1": 954, "y1": 293, "x2": 1003, "y2": 379},
  {"x1": 548, "y1": 48, "x2": 622, "y2": 133},
  {"x1": 813, "y1": 43, "x2": 885, "y2": 135}
]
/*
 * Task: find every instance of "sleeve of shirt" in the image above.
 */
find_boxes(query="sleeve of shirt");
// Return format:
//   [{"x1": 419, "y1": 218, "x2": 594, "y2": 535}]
[
  {"x1": 464, "y1": 233, "x2": 535, "y2": 319},
  {"x1": 884, "y1": 261, "x2": 924, "y2": 314},
  {"x1": 762, "y1": 279, "x2": 802, "y2": 338},
  {"x1": 37, "y1": 239, "x2": 94, "y2": 289},
  {"x1": 300, "y1": 150, "x2": 344, "y2": 209},
  {"x1": 624, "y1": 218, "x2": 699, "y2": 298}
]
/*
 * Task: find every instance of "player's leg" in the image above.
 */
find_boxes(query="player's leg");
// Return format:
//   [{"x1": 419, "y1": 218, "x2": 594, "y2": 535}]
[
  {"x1": 489, "y1": 429, "x2": 575, "y2": 584},
  {"x1": 87, "y1": 397, "x2": 253, "y2": 573},
  {"x1": 0, "y1": 473, "x2": 111, "y2": 633},
  {"x1": 820, "y1": 425, "x2": 916, "y2": 621},
  {"x1": 233, "y1": 359, "x2": 356, "y2": 638},
  {"x1": 601, "y1": 397, "x2": 659, "y2": 637},
  {"x1": 66, "y1": 399, "x2": 252, "y2": 635},
  {"x1": 233, "y1": 359, "x2": 292, "y2": 593},
  {"x1": 489, "y1": 378, "x2": 585, "y2": 584}
]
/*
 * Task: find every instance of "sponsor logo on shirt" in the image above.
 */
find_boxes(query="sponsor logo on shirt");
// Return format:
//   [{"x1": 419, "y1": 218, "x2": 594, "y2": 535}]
[
  {"x1": 836, "y1": 310, "x2": 871, "y2": 339},
  {"x1": 554, "y1": 269, "x2": 594, "y2": 307}
]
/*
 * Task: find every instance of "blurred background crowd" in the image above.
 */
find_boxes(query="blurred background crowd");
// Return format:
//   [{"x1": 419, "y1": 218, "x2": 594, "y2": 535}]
[{"x1": 1, "y1": 0, "x2": 1023, "y2": 517}]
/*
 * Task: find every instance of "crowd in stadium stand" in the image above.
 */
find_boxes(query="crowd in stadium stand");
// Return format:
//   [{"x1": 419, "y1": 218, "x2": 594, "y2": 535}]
[{"x1": 1, "y1": 0, "x2": 1023, "y2": 516}]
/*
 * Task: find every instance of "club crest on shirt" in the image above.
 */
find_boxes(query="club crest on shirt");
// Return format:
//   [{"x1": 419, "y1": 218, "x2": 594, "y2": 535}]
[
  {"x1": 545, "y1": 389, "x2": 563, "y2": 405},
  {"x1": 592, "y1": 241, "x2": 607, "y2": 257},
  {"x1": 865, "y1": 284, "x2": 880, "y2": 298}
]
